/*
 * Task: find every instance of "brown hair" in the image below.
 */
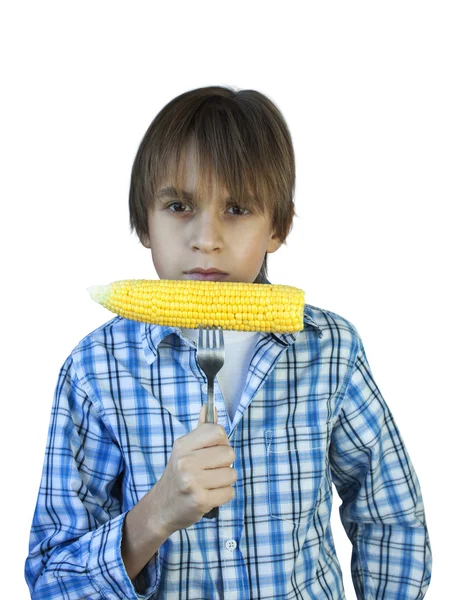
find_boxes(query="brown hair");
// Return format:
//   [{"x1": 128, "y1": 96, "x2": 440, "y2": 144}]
[{"x1": 129, "y1": 86, "x2": 297, "y2": 283}]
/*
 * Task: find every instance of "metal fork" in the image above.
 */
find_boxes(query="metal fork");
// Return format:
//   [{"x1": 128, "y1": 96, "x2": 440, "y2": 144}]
[{"x1": 197, "y1": 325, "x2": 225, "y2": 519}]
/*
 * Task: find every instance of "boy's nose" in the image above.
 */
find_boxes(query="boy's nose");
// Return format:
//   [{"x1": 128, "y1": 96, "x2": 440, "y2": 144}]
[
  {"x1": 190, "y1": 213, "x2": 224, "y2": 251},
  {"x1": 191, "y1": 236, "x2": 222, "y2": 252}
]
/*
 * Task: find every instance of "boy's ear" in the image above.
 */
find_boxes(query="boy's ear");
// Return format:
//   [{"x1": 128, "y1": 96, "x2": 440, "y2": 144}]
[
  {"x1": 266, "y1": 233, "x2": 283, "y2": 254},
  {"x1": 140, "y1": 232, "x2": 151, "y2": 249}
]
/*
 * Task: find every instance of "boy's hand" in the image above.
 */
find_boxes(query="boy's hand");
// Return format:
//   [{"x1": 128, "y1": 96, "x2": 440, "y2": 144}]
[{"x1": 153, "y1": 404, "x2": 237, "y2": 535}]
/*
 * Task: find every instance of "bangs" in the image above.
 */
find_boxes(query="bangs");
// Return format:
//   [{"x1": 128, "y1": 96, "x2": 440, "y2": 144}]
[{"x1": 153, "y1": 142, "x2": 267, "y2": 217}]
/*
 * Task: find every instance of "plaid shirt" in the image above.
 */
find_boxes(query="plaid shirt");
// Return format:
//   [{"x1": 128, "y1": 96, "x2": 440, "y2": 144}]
[{"x1": 25, "y1": 290, "x2": 432, "y2": 599}]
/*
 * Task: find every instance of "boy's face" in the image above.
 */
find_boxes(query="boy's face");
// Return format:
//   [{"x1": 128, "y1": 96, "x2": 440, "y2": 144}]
[{"x1": 141, "y1": 148, "x2": 282, "y2": 283}]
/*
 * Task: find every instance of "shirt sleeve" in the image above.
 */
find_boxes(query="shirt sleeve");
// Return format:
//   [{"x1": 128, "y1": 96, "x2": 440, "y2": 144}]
[
  {"x1": 328, "y1": 336, "x2": 432, "y2": 599},
  {"x1": 24, "y1": 355, "x2": 162, "y2": 600}
]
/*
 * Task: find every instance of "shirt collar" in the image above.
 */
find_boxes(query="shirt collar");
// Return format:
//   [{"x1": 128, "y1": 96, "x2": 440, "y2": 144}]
[{"x1": 140, "y1": 277, "x2": 322, "y2": 364}]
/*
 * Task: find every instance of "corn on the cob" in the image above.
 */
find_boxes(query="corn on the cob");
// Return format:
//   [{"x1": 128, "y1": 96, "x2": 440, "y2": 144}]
[{"x1": 88, "y1": 279, "x2": 305, "y2": 333}]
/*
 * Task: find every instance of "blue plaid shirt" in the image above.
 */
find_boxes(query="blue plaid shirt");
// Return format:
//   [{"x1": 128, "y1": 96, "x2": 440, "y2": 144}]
[{"x1": 25, "y1": 293, "x2": 432, "y2": 599}]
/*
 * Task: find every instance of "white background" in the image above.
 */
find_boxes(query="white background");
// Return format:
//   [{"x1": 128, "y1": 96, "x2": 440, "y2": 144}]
[{"x1": 1, "y1": 1, "x2": 449, "y2": 597}]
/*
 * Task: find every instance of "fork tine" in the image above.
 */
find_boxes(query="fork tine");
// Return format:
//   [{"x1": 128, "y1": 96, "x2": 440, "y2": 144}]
[
  {"x1": 207, "y1": 326, "x2": 212, "y2": 349},
  {"x1": 217, "y1": 326, "x2": 224, "y2": 350},
  {"x1": 205, "y1": 326, "x2": 223, "y2": 350}
]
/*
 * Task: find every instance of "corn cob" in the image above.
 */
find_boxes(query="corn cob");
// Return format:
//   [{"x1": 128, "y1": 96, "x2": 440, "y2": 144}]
[{"x1": 88, "y1": 279, "x2": 305, "y2": 333}]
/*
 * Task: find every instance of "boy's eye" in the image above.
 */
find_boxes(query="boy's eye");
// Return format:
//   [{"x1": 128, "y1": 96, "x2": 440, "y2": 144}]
[
  {"x1": 165, "y1": 202, "x2": 249, "y2": 216},
  {"x1": 228, "y1": 205, "x2": 249, "y2": 216},
  {"x1": 166, "y1": 202, "x2": 190, "y2": 213}
]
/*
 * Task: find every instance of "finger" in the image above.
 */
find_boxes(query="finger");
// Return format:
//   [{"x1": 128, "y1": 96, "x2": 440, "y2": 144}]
[
  {"x1": 197, "y1": 404, "x2": 206, "y2": 426},
  {"x1": 182, "y1": 421, "x2": 229, "y2": 454},
  {"x1": 199, "y1": 465, "x2": 237, "y2": 489},
  {"x1": 195, "y1": 445, "x2": 236, "y2": 470}
]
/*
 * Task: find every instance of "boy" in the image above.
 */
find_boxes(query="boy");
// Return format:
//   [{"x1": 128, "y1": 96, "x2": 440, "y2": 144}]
[{"x1": 25, "y1": 86, "x2": 432, "y2": 599}]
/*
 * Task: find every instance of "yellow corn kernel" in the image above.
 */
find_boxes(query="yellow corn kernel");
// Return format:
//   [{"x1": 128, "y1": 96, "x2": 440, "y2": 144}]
[{"x1": 88, "y1": 279, "x2": 305, "y2": 333}]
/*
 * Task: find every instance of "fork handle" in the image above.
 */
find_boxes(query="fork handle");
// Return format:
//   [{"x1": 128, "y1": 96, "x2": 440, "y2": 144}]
[
  {"x1": 203, "y1": 377, "x2": 219, "y2": 519},
  {"x1": 203, "y1": 506, "x2": 219, "y2": 519},
  {"x1": 205, "y1": 376, "x2": 216, "y2": 424}
]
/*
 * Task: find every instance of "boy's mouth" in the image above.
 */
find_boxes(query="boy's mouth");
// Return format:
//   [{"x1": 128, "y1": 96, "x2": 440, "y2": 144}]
[
  {"x1": 184, "y1": 272, "x2": 228, "y2": 281},
  {"x1": 184, "y1": 268, "x2": 228, "y2": 281}
]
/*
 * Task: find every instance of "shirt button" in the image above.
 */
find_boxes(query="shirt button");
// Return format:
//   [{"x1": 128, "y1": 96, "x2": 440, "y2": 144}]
[
  {"x1": 202, "y1": 384, "x2": 208, "y2": 393},
  {"x1": 225, "y1": 539, "x2": 237, "y2": 551}
]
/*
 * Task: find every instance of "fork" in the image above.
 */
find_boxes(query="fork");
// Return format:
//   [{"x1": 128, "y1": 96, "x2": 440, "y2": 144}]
[{"x1": 197, "y1": 325, "x2": 225, "y2": 519}]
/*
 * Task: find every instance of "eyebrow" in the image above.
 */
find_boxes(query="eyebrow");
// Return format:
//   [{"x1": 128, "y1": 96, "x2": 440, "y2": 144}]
[{"x1": 156, "y1": 187, "x2": 232, "y2": 203}]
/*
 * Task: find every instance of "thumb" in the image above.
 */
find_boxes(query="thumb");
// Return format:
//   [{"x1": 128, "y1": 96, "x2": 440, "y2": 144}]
[{"x1": 197, "y1": 404, "x2": 218, "y2": 426}]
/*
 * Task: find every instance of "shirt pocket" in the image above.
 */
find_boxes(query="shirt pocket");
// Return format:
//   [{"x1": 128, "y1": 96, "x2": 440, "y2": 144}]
[{"x1": 265, "y1": 423, "x2": 329, "y2": 526}]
